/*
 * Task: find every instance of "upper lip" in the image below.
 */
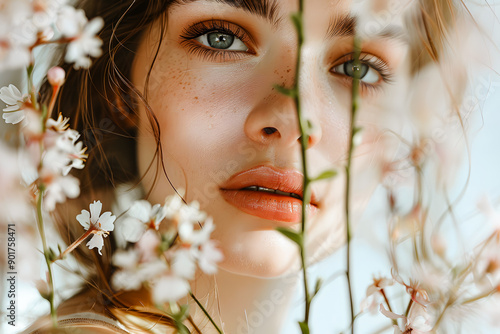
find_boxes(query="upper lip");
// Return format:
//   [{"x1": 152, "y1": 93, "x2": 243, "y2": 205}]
[{"x1": 220, "y1": 165, "x2": 318, "y2": 205}]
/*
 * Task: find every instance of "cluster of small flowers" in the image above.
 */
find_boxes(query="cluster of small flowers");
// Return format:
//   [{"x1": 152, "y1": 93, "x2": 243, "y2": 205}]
[
  {"x1": 0, "y1": 81, "x2": 86, "y2": 212},
  {"x1": 0, "y1": 0, "x2": 103, "y2": 70},
  {"x1": 361, "y1": 272, "x2": 432, "y2": 334},
  {"x1": 111, "y1": 196, "x2": 224, "y2": 305},
  {"x1": 359, "y1": 195, "x2": 500, "y2": 333},
  {"x1": 0, "y1": 1, "x2": 111, "y2": 315}
]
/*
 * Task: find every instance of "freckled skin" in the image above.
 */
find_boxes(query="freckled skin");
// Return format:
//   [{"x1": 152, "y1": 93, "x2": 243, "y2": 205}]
[{"x1": 131, "y1": 0, "x2": 412, "y2": 277}]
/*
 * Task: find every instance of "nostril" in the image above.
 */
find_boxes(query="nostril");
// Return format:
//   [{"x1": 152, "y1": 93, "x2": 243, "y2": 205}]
[{"x1": 262, "y1": 127, "x2": 278, "y2": 135}]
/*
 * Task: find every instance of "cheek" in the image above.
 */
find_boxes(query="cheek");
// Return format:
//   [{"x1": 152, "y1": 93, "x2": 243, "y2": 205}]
[{"x1": 143, "y1": 56, "x2": 261, "y2": 196}]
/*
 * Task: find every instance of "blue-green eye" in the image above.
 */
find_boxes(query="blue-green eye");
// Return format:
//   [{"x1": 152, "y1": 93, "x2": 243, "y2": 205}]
[
  {"x1": 195, "y1": 31, "x2": 248, "y2": 51},
  {"x1": 332, "y1": 60, "x2": 381, "y2": 84}
]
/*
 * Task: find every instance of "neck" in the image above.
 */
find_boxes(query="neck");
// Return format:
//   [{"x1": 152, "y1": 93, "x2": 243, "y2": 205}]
[{"x1": 188, "y1": 269, "x2": 299, "y2": 334}]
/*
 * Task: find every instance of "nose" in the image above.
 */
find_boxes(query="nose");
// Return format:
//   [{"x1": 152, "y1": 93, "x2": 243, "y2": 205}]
[{"x1": 244, "y1": 87, "x2": 323, "y2": 149}]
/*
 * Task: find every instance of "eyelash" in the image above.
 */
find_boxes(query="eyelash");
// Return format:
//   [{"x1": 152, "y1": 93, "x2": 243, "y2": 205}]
[
  {"x1": 179, "y1": 19, "x2": 254, "y2": 62},
  {"x1": 331, "y1": 53, "x2": 394, "y2": 93}
]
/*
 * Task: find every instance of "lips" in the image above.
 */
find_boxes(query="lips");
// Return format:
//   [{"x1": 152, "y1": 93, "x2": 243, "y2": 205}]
[{"x1": 219, "y1": 165, "x2": 318, "y2": 223}]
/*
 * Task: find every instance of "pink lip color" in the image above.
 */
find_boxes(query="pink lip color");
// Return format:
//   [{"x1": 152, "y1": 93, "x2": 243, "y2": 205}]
[{"x1": 219, "y1": 165, "x2": 318, "y2": 223}]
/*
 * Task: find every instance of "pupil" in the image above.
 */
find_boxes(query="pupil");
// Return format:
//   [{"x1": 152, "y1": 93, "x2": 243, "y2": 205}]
[
  {"x1": 344, "y1": 61, "x2": 368, "y2": 79},
  {"x1": 208, "y1": 32, "x2": 234, "y2": 49}
]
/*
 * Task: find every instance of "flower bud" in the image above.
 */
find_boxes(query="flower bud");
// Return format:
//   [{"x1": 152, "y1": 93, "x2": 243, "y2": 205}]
[
  {"x1": 35, "y1": 278, "x2": 50, "y2": 300},
  {"x1": 47, "y1": 66, "x2": 66, "y2": 86}
]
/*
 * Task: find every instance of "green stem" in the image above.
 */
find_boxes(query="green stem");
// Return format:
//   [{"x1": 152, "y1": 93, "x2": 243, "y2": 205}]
[
  {"x1": 290, "y1": 0, "x2": 314, "y2": 326},
  {"x1": 404, "y1": 299, "x2": 413, "y2": 318},
  {"x1": 26, "y1": 64, "x2": 38, "y2": 110},
  {"x1": 36, "y1": 189, "x2": 57, "y2": 327},
  {"x1": 380, "y1": 289, "x2": 397, "y2": 326},
  {"x1": 345, "y1": 36, "x2": 362, "y2": 334},
  {"x1": 461, "y1": 286, "x2": 497, "y2": 305},
  {"x1": 189, "y1": 292, "x2": 223, "y2": 334}
]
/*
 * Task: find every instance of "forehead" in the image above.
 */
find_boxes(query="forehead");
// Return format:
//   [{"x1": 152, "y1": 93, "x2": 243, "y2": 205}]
[{"x1": 304, "y1": 0, "x2": 417, "y2": 38}]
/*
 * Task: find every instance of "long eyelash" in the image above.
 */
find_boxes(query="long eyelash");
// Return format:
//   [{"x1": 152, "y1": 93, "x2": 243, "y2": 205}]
[
  {"x1": 179, "y1": 19, "x2": 252, "y2": 61},
  {"x1": 359, "y1": 54, "x2": 394, "y2": 84},
  {"x1": 337, "y1": 52, "x2": 395, "y2": 94},
  {"x1": 181, "y1": 43, "x2": 248, "y2": 62}
]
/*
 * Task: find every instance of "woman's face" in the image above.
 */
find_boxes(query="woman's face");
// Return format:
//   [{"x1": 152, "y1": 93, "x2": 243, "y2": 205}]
[{"x1": 132, "y1": 0, "x2": 411, "y2": 277}]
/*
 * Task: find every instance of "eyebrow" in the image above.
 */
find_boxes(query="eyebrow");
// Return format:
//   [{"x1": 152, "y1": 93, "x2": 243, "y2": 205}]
[
  {"x1": 326, "y1": 13, "x2": 408, "y2": 43},
  {"x1": 170, "y1": 0, "x2": 282, "y2": 27}
]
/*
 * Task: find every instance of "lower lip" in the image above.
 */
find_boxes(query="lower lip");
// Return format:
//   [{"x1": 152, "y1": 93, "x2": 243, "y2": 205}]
[{"x1": 220, "y1": 189, "x2": 318, "y2": 223}]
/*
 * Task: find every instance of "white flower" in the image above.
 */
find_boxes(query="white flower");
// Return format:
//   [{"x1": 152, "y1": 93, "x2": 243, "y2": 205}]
[
  {"x1": 178, "y1": 216, "x2": 214, "y2": 245},
  {"x1": 46, "y1": 113, "x2": 69, "y2": 132},
  {"x1": 135, "y1": 229, "x2": 162, "y2": 262},
  {"x1": 56, "y1": 6, "x2": 88, "y2": 38},
  {"x1": 0, "y1": 84, "x2": 29, "y2": 124},
  {"x1": 111, "y1": 269, "x2": 143, "y2": 291},
  {"x1": 152, "y1": 274, "x2": 191, "y2": 304},
  {"x1": 111, "y1": 249, "x2": 168, "y2": 291},
  {"x1": 0, "y1": 0, "x2": 35, "y2": 70},
  {"x1": 177, "y1": 200, "x2": 206, "y2": 224},
  {"x1": 59, "y1": 139, "x2": 87, "y2": 175},
  {"x1": 172, "y1": 248, "x2": 196, "y2": 280},
  {"x1": 196, "y1": 240, "x2": 223, "y2": 275},
  {"x1": 42, "y1": 145, "x2": 71, "y2": 174},
  {"x1": 58, "y1": 6, "x2": 104, "y2": 69},
  {"x1": 76, "y1": 200, "x2": 116, "y2": 255},
  {"x1": 163, "y1": 193, "x2": 184, "y2": 218},
  {"x1": 41, "y1": 126, "x2": 87, "y2": 176},
  {"x1": 121, "y1": 200, "x2": 167, "y2": 242},
  {"x1": 382, "y1": 304, "x2": 433, "y2": 334},
  {"x1": 0, "y1": 44, "x2": 31, "y2": 71},
  {"x1": 43, "y1": 173, "x2": 80, "y2": 211},
  {"x1": 32, "y1": 0, "x2": 67, "y2": 31},
  {"x1": 392, "y1": 269, "x2": 431, "y2": 307},
  {"x1": 112, "y1": 248, "x2": 140, "y2": 269},
  {"x1": 111, "y1": 249, "x2": 142, "y2": 290},
  {"x1": 360, "y1": 276, "x2": 394, "y2": 314}
]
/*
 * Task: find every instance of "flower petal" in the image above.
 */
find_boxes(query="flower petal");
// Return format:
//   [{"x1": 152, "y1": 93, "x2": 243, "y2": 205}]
[
  {"x1": 112, "y1": 249, "x2": 139, "y2": 270},
  {"x1": 0, "y1": 84, "x2": 22, "y2": 105},
  {"x1": 76, "y1": 210, "x2": 91, "y2": 229},
  {"x1": 3, "y1": 110, "x2": 25, "y2": 124},
  {"x1": 120, "y1": 217, "x2": 146, "y2": 243},
  {"x1": 380, "y1": 304, "x2": 405, "y2": 320},
  {"x1": 61, "y1": 175, "x2": 80, "y2": 198},
  {"x1": 172, "y1": 248, "x2": 196, "y2": 280},
  {"x1": 3, "y1": 105, "x2": 20, "y2": 112},
  {"x1": 128, "y1": 200, "x2": 152, "y2": 222},
  {"x1": 151, "y1": 203, "x2": 167, "y2": 226},
  {"x1": 198, "y1": 241, "x2": 223, "y2": 275},
  {"x1": 85, "y1": 17, "x2": 104, "y2": 35},
  {"x1": 89, "y1": 200, "x2": 102, "y2": 223},
  {"x1": 86, "y1": 234, "x2": 104, "y2": 255},
  {"x1": 112, "y1": 270, "x2": 142, "y2": 291},
  {"x1": 152, "y1": 275, "x2": 190, "y2": 304},
  {"x1": 98, "y1": 211, "x2": 116, "y2": 232}
]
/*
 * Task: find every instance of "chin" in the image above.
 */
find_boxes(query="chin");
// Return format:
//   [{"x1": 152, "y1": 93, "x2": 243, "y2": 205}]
[{"x1": 215, "y1": 229, "x2": 302, "y2": 278}]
